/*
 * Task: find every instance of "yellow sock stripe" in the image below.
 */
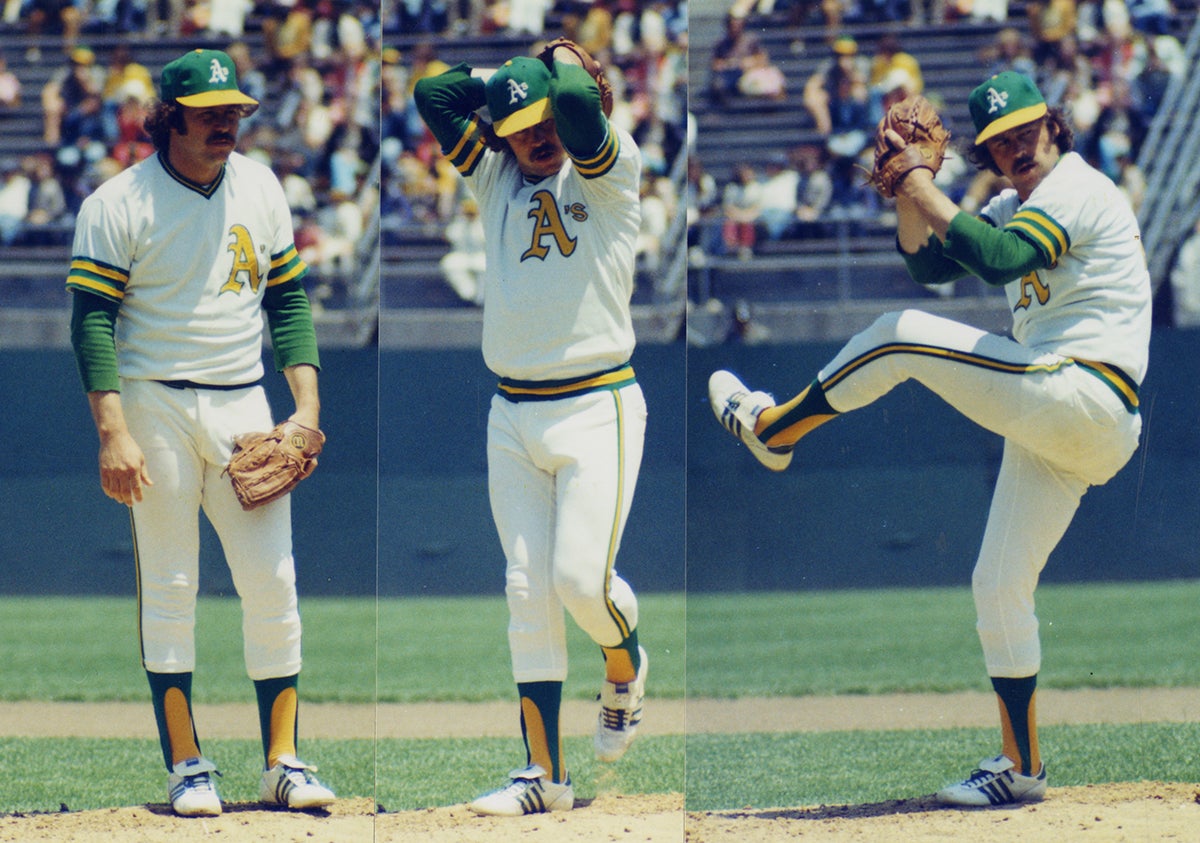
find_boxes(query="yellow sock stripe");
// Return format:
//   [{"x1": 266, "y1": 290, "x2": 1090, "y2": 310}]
[
  {"x1": 164, "y1": 687, "x2": 200, "y2": 765},
  {"x1": 268, "y1": 687, "x2": 299, "y2": 767},
  {"x1": 601, "y1": 646, "x2": 636, "y2": 684},
  {"x1": 521, "y1": 696, "x2": 559, "y2": 780}
]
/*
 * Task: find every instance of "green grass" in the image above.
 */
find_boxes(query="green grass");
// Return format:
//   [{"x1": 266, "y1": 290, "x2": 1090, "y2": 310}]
[
  {"x1": 378, "y1": 593, "x2": 686, "y2": 702},
  {"x1": 685, "y1": 580, "x2": 1200, "y2": 696},
  {"x1": 2, "y1": 584, "x2": 1198, "y2": 813},
  {"x1": 685, "y1": 723, "x2": 1200, "y2": 810}
]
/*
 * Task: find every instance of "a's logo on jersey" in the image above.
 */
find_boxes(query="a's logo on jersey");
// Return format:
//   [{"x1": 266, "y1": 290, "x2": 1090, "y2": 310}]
[
  {"x1": 507, "y1": 78, "x2": 529, "y2": 104},
  {"x1": 1013, "y1": 269, "x2": 1050, "y2": 311},
  {"x1": 220, "y1": 224, "x2": 262, "y2": 295},
  {"x1": 521, "y1": 189, "x2": 577, "y2": 261},
  {"x1": 986, "y1": 87, "x2": 1008, "y2": 114},
  {"x1": 209, "y1": 58, "x2": 230, "y2": 86}
]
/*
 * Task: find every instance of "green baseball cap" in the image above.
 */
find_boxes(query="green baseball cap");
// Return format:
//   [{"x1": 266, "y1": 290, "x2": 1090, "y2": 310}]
[
  {"x1": 160, "y1": 49, "x2": 259, "y2": 109},
  {"x1": 486, "y1": 56, "x2": 552, "y2": 138},
  {"x1": 969, "y1": 71, "x2": 1048, "y2": 145}
]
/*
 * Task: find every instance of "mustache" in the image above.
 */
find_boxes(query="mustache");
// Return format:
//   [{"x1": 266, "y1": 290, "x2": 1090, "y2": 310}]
[{"x1": 208, "y1": 132, "x2": 236, "y2": 144}]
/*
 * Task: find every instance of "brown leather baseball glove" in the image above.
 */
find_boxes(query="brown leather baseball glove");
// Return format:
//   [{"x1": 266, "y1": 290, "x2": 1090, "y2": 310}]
[
  {"x1": 869, "y1": 95, "x2": 951, "y2": 199},
  {"x1": 223, "y1": 420, "x2": 325, "y2": 511},
  {"x1": 537, "y1": 37, "x2": 614, "y2": 117}
]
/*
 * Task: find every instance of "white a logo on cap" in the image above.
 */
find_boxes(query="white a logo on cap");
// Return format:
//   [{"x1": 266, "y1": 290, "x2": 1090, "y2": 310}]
[
  {"x1": 507, "y1": 78, "x2": 529, "y2": 104},
  {"x1": 209, "y1": 58, "x2": 230, "y2": 85},
  {"x1": 986, "y1": 86, "x2": 1008, "y2": 114}
]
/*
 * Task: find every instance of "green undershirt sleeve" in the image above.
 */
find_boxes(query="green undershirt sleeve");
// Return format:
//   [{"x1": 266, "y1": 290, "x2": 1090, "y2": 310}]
[
  {"x1": 262, "y1": 280, "x2": 321, "y2": 372},
  {"x1": 69, "y1": 290, "x2": 121, "y2": 393},
  {"x1": 549, "y1": 62, "x2": 608, "y2": 158},
  {"x1": 901, "y1": 233, "x2": 971, "y2": 287},
  {"x1": 413, "y1": 63, "x2": 488, "y2": 152},
  {"x1": 941, "y1": 211, "x2": 1050, "y2": 286}
]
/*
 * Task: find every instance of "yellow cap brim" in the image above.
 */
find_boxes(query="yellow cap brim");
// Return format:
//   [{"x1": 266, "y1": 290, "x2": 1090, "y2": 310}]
[
  {"x1": 975, "y1": 103, "x2": 1048, "y2": 144},
  {"x1": 493, "y1": 98, "x2": 551, "y2": 138},
  {"x1": 176, "y1": 90, "x2": 260, "y2": 108}
]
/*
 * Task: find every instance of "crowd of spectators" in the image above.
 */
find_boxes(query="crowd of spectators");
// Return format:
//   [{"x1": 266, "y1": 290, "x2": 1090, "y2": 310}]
[
  {"x1": 0, "y1": 0, "x2": 382, "y2": 311},
  {"x1": 692, "y1": 0, "x2": 1188, "y2": 266},
  {"x1": 382, "y1": 0, "x2": 689, "y2": 306}
]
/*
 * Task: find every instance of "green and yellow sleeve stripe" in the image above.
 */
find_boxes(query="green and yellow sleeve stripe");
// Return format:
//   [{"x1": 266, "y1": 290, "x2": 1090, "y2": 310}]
[
  {"x1": 1005, "y1": 208, "x2": 1070, "y2": 266},
  {"x1": 266, "y1": 245, "x2": 308, "y2": 288},
  {"x1": 66, "y1": 257, "x2": 128, "y2": 303}
]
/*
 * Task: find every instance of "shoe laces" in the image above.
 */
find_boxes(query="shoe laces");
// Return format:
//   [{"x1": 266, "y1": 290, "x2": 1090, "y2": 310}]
[
  {"x1": 180, "y1": 769, "x2": 220, "y2": 792},
  {"x1": 600, "y1": 704, "x2": 630, "y2": 731}
]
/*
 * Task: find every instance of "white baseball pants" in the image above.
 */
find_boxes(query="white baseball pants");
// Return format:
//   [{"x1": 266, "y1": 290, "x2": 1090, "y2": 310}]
[
  {"x1": 122, "y1": 378, "x2": 302, "y2": 680},
  {"x1": 818, "y1": 310, "x2": 1141, "y2": 677},
  {"x1": 488, "y1": 383, "x2": 646, "y2": 683}
]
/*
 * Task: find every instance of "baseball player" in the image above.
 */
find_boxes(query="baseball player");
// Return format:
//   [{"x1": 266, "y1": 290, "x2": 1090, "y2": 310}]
[
  {"x1": 709, "y1": 71, "x2": 1150, "y2": 806},
  {"x1": 66, "y1": 48, "x2": 335, "y2": 816},
  {"x1": 414, "y1": 43, "x2": 648, "y2": 816}
]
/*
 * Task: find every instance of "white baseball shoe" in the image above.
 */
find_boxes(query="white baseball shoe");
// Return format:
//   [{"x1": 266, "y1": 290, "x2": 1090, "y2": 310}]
[
  {"x1": 469, "y1": 765, "x2": 574, "y2": 816},
  {"x1": 936, "y1": 755, "x2": 1047, "y2": 807},
  {"x1": 708, "y1": 370, "x2": 793, "y2": 471},
  {"x1": 594, "y1": 645, "x2": 648, "y2": 762},
  {"x1": 260, "y1": 755, "x2": 336, "y2": 809},
  {"x1": 167, "y1": 756, "x2": 222, "y2": 817}
]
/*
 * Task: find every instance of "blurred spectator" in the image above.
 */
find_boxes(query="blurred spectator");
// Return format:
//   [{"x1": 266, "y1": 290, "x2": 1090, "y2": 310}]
[
  {"x1": 1133, "y1": 35, "x2": 1179, "y2": 120},
  {"x1": 0, "y1": 158, "x2": 30, "y2": 245},
  {"x1": 24, "y1": 152, "x2": 68, "y2": 229},
  {"x1": 395, "y1": 0, "x2": 451, "y2": 33},
  {"x1": 507, "y1": 0, "x2": 549, "y2": 35},
  {"x1": 206, "y1": 0, "x2": 254, "y2": 36},
  {"x1": 1127, "y1": 0, "x2": 1173, "y2": 36},
  {"x1": 1085, "y1": 77, "x2": 1148, "y2": 180},
  {"x1": 792, "y1": 142, "x2": 832, "y2": 229},
  {"x1": 981, "y1": 28, "x2": 1038, "y2": 79},
  {"x1": 637, "y1": 174, "x2": 673, "y2": 274},
  {"x1": 262, "y1": 0, "x2": 315, "y2": 74},
  {"x1": 686, "y1": 155, "x2": 721, "y2": 259},
  {"x1": 708, "y1": 10, "x2": 772, "y2": 106},
  {"x1": 756, "y1": 153, "x2": 799, "y2": 241},
  {"x1": 721, "y1": 162, "x2": 762, "y2": 261},
  {"x1": 225, "y1": 41, "x2": 268, "y2": 126},
  {"x1": 1036, "y1": 33, "x2": 1093, "y2": 108},
  {"x1": 1170, "y1": 217, "x2": 1200, "y2": 328},
  {"x1": 438, "y1": 196, "x2": 486, "y2": 304},
  {"x1": 575, "y1": 0, "x2": 615, "y2": 55},
  {"x1": 1027, "y1": 0, "x2": 1078, "y2": 65},
  {"x1": 0, "y1": 55, "x2": 19, "y2": 112},
  {"x1": 41, "y1": 45, "x2": 104, "y2": 147},
  {"x1": 868, "y1": 34, "x2": 923, "y2": 100},
  {"x1": 100, "y1": 44, "x2": 154, "y2": 144},
  {"x1": 20, "y1": 0, "x2": 84, "y2": 61},
  {"x1": 1114, "y1": 151, "x2": 1145, "y2": 212},
  {"x1": 802, "y1": 35, "x2": 872, "y2": 136},
  {"x1": 109, "y1": 93, "x2": 153, "y2": 168},
  {"x1": 0, "y1": 53, "x2": 21, "y2": 109},
  {"x1": 967, "y1": 0, "x2": 1007, "y2": 21}
]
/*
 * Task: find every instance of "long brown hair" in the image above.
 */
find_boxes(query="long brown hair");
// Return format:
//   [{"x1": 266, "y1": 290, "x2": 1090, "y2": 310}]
[{"x1": 966, "y1": 107, "x2": 1075, "y2": 175}]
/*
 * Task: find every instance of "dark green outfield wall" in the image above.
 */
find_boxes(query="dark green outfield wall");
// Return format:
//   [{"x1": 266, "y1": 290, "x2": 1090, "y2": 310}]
[{"x1": 4, "y1": 328, "x2": 1197, "y2": 596}]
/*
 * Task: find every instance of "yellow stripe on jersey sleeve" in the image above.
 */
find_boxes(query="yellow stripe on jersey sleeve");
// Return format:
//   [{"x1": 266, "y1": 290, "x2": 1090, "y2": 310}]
[
  {"x1": 570, "y1": 128, "x2": 619, "y2": 178},
  {"x1": 448, "y1": 115, "x2": 487, "y2": 176},
  {"x1": 66, "y1": 257, "x2": 128, "y2": 302},
  {"x1": 1005, "y1": 208, "x2": 1069, "y2": 264},
  {"x1": 266, "y1": 245, "x2": 308, "y2": 287}
]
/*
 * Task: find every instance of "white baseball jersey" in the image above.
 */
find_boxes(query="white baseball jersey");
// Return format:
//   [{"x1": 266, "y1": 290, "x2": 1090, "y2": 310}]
[
  {"x1": 67, "y1": 151, "x2": 306, "y2": 385},
  {"x1": 978, "y1": 151, "x2": 1151, "y2": 383},
  {"x1": 465, "y1": 125, "x2": 641, "y2": 381}
]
